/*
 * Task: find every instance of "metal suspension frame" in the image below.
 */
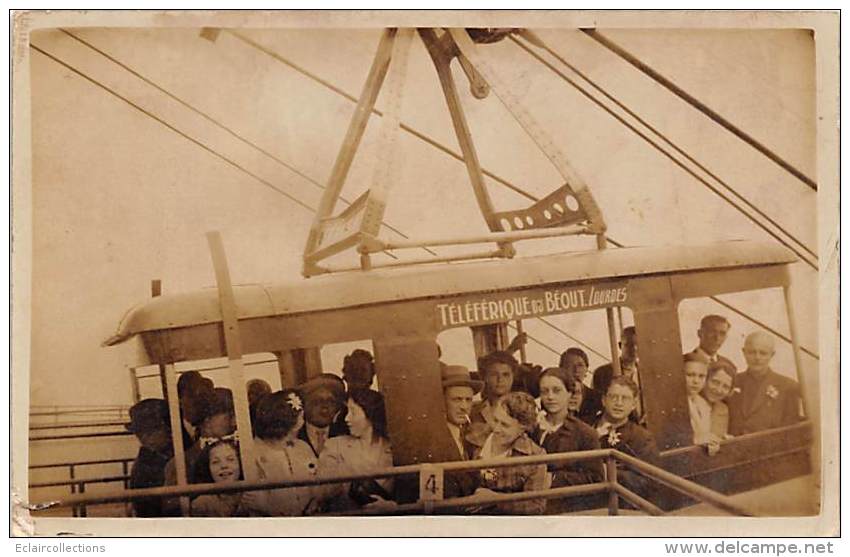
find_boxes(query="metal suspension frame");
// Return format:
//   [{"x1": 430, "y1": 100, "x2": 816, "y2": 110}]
[{"x1": 301, "y1": 28, "x2": 608, "y2": 277}]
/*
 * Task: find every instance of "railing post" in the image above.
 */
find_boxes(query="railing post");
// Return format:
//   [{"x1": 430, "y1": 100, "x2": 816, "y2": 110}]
[
  {"x1": 69, "y1": 464, "x2": 78, "y2": 517},
  {"x1": 418, "y1": 464, "x2": 444, "y2": 515},
  {"x1": 122, "y1": 461, "x2": 132, "y2": 517},
  {"x1": 78, "y1": 483, "x2": 87, "y2": 517},
  {"x1": 606, "y1": 455, "x2": 619, "y2": 516}
]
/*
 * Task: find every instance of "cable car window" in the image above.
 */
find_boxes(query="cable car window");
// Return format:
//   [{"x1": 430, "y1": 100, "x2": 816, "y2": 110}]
[{"x1": 676, "y1": 290, "x2": 806, "y2": 453}]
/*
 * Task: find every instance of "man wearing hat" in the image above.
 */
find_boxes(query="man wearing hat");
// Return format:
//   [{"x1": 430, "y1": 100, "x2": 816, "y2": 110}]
[
  {"x1": 126, "y1": 398, "x2": 175, "y2": 517},
  {"x1": 297, "y1": 374, "x2": 349, "y2": 457},
  {"x1": 440, "y1": 364, "x2": 485, "y2": 500}
]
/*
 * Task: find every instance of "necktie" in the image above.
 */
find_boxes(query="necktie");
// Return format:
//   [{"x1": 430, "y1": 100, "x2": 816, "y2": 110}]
[{"x1": 315, "y1": 430, "x2": 326, "y2": 454}]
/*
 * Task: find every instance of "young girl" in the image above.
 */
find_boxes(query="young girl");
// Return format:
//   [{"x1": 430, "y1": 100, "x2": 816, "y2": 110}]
[
  {"x1": 684, "y1": 354, "x2": 716, "y2": 453},
  {"x1": 190, "y1": 439, "x2": 245, "y2": 517},
  {"x1": 703, "y1": 361, "x2": 737, "y2": 441}
]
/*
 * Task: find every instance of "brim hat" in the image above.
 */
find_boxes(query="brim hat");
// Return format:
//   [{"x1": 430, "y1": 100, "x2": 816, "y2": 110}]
[
  {"x1": 441, "y1": 364, "x2": 483, "y2": 394},
  {"x1": 299, "y1": 374, "x2": 346, "y2": 403},
  {"x1": 126, "y1": 398, "x2": 171, "y2": 433}
]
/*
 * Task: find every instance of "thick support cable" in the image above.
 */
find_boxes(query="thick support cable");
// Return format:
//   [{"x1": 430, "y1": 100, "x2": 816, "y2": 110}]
[
  {"x1": 582, "y1": 29, "x2": 817, "y2": 192},
  {"x1": 512, "y1": 34, "x2": 817, "y2": 263},
  {"x1": 510, "y1": 35, "x2": 817, "y2": 271},
  {"x1": 57, "y1": 30, "x2": 434, "y2": 259}
]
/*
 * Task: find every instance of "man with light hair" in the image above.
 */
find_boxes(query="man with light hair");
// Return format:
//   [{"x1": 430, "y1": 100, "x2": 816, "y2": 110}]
[
  {"x1": 686, "y1": 314, "x2": 736, "y2": 370},
  {"x1": 728, "y1": 331, "x2": 801, "y2": 435}
]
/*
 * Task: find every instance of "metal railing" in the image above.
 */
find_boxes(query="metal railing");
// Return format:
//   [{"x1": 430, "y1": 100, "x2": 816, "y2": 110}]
[
  {"x1": 29, "y1": 457, "x2": 136, "y2": 517},
  {"x1": 28, "y1": 448, "x2": 754, "y2": 517}
]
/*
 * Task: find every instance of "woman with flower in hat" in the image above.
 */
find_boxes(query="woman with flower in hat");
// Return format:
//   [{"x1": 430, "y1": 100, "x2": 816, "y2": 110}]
[
  {"x1": 312, "y1": 388, "x2": 395, "y2": 513},
  {"x1": 466, "y1": 391, "x2": 548, "y2": 515},
  {"x1": 241, "y1": 389, "x2": 317, "y2": 516},
  {"x1": 532, "y1": 367, "x2": 602, "y2": 513}
]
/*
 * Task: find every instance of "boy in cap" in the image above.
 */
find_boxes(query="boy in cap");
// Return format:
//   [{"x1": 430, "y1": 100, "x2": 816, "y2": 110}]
[
  {"x1": 297, "y1": 374, "x2": 349, "y2": 457},
  {"x1": 126, "y1": 398, "x2": 175, "y2": 517}
]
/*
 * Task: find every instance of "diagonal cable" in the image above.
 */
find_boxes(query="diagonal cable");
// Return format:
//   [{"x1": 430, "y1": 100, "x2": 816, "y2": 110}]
[
  {"x1": 510, "y1": 35, "x2": 817, "y2": 271},
  {"x1": 59, "y1": 29, "x2": 435, "y2": 258},
  {"x1": 581, "y1": 29, "x2": 817, "y2": 192},
  {"x1": 513, "y1": 34, "x2": 817, "y2": 262}
]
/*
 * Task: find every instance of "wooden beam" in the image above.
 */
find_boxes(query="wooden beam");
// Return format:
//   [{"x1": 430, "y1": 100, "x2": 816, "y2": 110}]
[
  {"x1": 206, "y1": 231, "x2": 258, "y2": 482},
  {"x1": 303, "y1": 29, "x2": 396, "y2": 270}
]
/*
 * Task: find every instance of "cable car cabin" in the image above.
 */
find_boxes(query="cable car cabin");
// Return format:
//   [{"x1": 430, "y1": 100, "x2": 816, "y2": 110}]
[{"x1": 106, "y1": 239, "x2": 814, "y2": 511}]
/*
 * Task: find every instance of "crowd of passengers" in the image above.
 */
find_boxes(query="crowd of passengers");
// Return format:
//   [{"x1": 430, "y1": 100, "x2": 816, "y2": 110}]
[{"x1": 126, "y1": 314, "x2": 802, "y2": 517}]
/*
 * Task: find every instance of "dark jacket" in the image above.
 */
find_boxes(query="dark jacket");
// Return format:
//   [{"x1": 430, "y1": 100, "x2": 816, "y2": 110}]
[
  {"x1": 595, "y1": 418, "x2": 659, "y2": 501},
  {"x1": 532, "y1": 416, "x2": 603, "y2": 513},
  {"x1": 728, "y1": 369, "x2": 801, "y2": 436},
  {"x1": 129, "y1": 447, "x2": 174, "y2": 517}
]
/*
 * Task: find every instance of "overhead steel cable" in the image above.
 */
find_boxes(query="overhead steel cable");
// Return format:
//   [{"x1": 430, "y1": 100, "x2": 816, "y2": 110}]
[
  {"x1": 536, "y1": 317, "x2": 610, "y2": 360},
  {"x1": 227, "y1": 29, "x2": 818, "y2": 360},
  {"x1": 510, "y1": 34, "x2": 818, "y2": 271},
  {"x1": 581, "y1": 29, "x2": 818, "y2": 192},
  {"x1": 58, "y1": 29, "x2": 434, "y2": 259},
  {"x1": 29, "y1": 44, "x2": 394, "y2": 262},
  {"x1": 512, "y1": 33, "x2": 818, "y2": 263}
]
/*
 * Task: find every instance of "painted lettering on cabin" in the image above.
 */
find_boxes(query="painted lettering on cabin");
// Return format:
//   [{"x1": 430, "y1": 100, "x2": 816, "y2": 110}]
[{"x1": 435, "y1": 284, "x2": 628, "y2": 328}]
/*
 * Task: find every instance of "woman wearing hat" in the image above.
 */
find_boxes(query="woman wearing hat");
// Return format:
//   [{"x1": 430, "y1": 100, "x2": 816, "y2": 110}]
[
  {"x1": 241, "y1": 389, "x2": 317, "y2": 516},
  {"x1": 465, "y1": 391, "x2": 548, "y2": 515},
  {"x1": 312, "y1": 389, "x2": 395, "y2": 513}
]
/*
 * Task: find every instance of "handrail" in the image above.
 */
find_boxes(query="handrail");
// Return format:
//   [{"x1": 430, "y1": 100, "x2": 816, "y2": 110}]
[
  {"x1": 30, "y1": 475, "x2": 130, "y2": 489},
  {"x1": 30, "y1": 420, "x2": 131, "y2": 431},
  {"x1": 615, "y1": 451, "x2": 754, "y2": 517},
  {"x1": 29, "y1": 448, "x2": 754, "y2": 517},
  {"x1": 30, "y1": 430, "x2": 133, "y2": 441},
  {"x1": 30, "y1": 457, "x2": 135, "y2": 470}
]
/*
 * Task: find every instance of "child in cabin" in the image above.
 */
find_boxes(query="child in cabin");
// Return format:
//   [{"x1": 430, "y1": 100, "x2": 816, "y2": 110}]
[
  {"x1": 190, "y1": 439, "x2": 246, "y2": 517},
  {"x1": 683, "y1": 353, "x2": 719, "y2": 455},
  {"x1": 163, "y1": 387, "x2": 236, "y2": 514},
  {"x1": 594, "y1": 377, "x2": 659, "y2": 500}
]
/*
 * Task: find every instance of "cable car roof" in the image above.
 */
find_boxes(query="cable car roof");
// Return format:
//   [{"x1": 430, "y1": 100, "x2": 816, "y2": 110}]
[{"x1": 105, "y1": 239, "x2": 795, "y2": 346}]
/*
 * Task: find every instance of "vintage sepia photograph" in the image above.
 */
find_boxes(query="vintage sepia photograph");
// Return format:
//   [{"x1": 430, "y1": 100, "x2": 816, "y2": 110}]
[{"x1": 10, "y1": 10, "x2": 839, "y2": 537}]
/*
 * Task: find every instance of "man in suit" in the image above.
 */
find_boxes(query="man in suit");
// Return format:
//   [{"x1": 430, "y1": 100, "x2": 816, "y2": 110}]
[
  {"x1": 297, "y1": 374, "x2": 349, "y2": 457},
  {"x1": 441, "y1": 365, "x2": 484, "y2": 500},
  {"x1": 686, "y1": 314, "x2": 736, "y2": 369},
  {"x1": 728, "y1": 331, "x2": 802, "y2": 436}
]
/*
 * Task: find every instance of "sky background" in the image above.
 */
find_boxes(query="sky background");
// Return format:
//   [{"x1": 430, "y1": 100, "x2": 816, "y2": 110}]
[{"x1": 25, "y1": 26, "x2": 818, "y2": 411}]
